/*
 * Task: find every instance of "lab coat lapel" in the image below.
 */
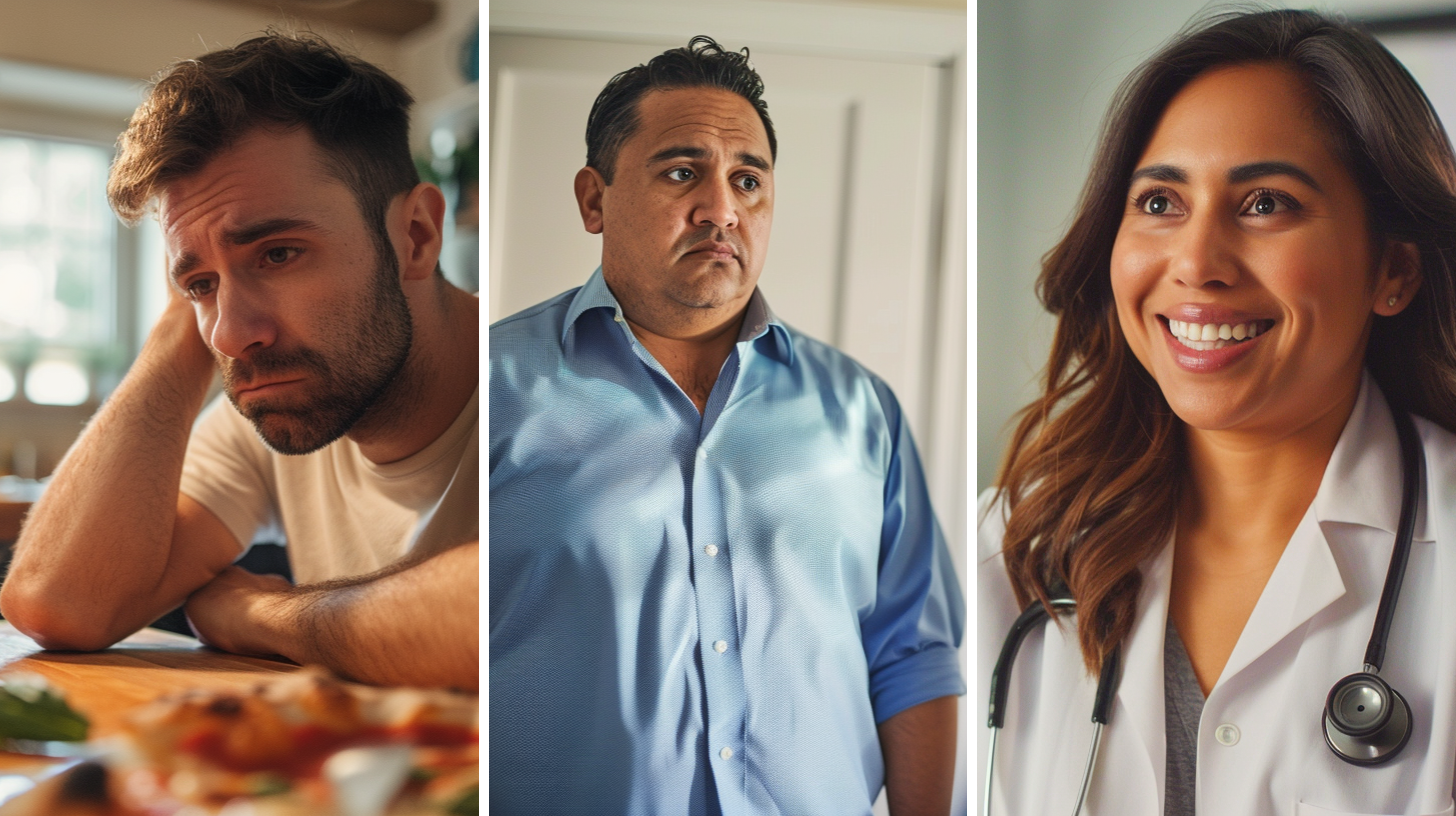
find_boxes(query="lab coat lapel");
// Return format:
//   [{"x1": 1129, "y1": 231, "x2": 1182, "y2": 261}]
[
  {"x1": 1219, "y1": 373, "x2": 1402, "y2": 689},
  {"x1": 1311, "y1": 372, "x2": 1406, "y2": 538},
  {"x1": 1218, "y1": 509, "x2": 1346, "y2": 685},
  {"x1": 1111, "y1": 538, "x2": 1176, "y2": 801}
]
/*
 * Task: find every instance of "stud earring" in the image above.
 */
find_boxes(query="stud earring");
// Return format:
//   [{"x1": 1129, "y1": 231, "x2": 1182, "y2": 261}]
[{"x1": 1388, "y1": 296, "x2": 1399, "y2": 307}]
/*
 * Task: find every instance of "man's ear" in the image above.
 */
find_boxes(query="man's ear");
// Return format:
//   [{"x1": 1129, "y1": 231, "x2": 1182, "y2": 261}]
[
  {"x1": 1374, "y1": 239, "x2": 1423, "y2": 316},
  {"x1": 392, "y1": 182, "x2": 447, "y2": 282},
  {"x1": 575, "y1": 166, "x2": 606, "y2": 235}
]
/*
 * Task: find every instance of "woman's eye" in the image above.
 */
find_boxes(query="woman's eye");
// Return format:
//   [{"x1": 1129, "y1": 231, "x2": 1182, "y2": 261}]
[
  {"x1": 1142, "y1": 194, "x2": 1171, "y2": 215},
  {"x1": 1243, "y1": 189, "x2": 1302, "y2": 217},
  {"x1": 1250, "y1": 194, "x2": 1282, "y2": 215},
  {"x1": 667, "y1": 168, "x2": 695, "y2": 182}
]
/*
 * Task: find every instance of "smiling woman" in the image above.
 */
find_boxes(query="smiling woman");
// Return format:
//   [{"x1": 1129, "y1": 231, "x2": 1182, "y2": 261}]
[
  {"x1": 1110, "y1": 63, "x2": 1409, "y2": 438},
  {"x1": 979, "y1": 9, "x2": 1456, "y2": 816}
]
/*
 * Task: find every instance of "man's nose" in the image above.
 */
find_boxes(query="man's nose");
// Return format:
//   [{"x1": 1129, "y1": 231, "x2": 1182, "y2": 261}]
[
  {"x1": 206, "y1": 283, "x2": 277, "y2": 360},
  {"x1": 691, "y1": 176, "x2": 739, "y2": 230},
  {"x1": 1170, "y1": 211, "x2": 1240, "y2": 289}
]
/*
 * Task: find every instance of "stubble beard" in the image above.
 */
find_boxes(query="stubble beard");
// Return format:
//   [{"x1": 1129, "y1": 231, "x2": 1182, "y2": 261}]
[{"x1": 219, "y1": 247, "x2": 413, "y2": 456}]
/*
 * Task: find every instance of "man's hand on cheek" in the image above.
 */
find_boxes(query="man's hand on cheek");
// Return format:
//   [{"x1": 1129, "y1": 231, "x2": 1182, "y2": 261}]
[
  {"x1": 134, "y1": 289, "x2": 218, "y2": 402},
  {"x1": 184, "y1": 566, "x2": 298, "y2": 659}
]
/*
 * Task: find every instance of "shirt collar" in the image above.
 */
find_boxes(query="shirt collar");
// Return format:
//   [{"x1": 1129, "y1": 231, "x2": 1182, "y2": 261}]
[
  {"x1": 737, "y1": 287, "x2": 795, "y2": 366},
  {"x1": 1311, "y1": 370, "x2": 1428, "y2": 540},
  {"x1": 562, "y1": 267, "x2": 795, "y2": 366},
  {"x1": 562, "y1": 267, "x2": 623, "y2": 342}
]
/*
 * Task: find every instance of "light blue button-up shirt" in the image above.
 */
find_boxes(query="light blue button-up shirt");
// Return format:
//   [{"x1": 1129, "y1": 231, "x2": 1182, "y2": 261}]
[{"x1": 489, "y1": 269, "x2": 965, "y2": 816}]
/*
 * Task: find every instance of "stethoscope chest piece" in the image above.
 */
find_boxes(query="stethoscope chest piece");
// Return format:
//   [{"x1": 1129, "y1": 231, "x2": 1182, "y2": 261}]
[{"x1": 1323, "y1": 671, "x2": 1411, "y2": 765}]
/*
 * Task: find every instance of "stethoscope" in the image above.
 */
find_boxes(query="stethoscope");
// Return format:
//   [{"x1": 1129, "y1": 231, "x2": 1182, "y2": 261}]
[{"x1": 984, "y1": 408, "x2": 1425, "y2": 816}]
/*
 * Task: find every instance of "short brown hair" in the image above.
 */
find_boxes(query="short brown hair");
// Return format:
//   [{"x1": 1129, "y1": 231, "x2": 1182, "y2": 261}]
[{"x1": 108, "y1": 31, "x2": 419, "y2": 247}]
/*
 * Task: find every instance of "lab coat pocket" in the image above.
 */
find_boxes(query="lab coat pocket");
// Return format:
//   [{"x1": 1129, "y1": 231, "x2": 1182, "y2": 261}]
[{"x1": 1296, "y1": 801, "x2": 1456, "y2": 816}]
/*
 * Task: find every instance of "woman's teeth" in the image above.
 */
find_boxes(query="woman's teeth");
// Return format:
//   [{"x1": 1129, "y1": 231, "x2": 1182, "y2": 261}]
[{"x1": 1167, "y1": 319, "x2": 1265, "y2": 350}]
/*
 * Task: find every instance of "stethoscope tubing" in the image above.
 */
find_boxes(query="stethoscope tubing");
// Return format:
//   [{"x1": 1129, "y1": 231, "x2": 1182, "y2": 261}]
[
  {"x1": 1366, "y1": 404, "x2": 1423, "y2": 673},
  {"x1": 984, "y1": 596, "x2": 1121, "y2": 816}
]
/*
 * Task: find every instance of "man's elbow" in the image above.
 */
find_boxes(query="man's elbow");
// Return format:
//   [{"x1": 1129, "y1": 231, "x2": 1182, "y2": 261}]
[{"x1": 0, "y1": 580, "x2": 121, "y2": 652}]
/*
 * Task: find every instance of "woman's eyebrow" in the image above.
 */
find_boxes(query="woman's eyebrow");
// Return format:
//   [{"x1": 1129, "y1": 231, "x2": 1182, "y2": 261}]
[
  {"x1": 1128, "y1": 163, "x2": 1187, "y2": 184},
  {"x1": 1228, "y1": 161, "x2": 1323, "y2": 191},
  {"x1": 1128, "y1": 161, "x2": 1324, "y2": 192}
]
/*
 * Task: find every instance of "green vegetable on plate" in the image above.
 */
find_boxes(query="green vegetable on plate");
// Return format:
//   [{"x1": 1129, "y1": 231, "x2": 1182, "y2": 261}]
[{"x1": 0, "y1": 675, "x2": 88, "y2": 742}]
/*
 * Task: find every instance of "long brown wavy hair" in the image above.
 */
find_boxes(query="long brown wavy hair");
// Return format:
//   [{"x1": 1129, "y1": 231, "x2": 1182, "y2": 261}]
[{"x1": 997, "y1": 9, "x2": 1456, "y2": 674}]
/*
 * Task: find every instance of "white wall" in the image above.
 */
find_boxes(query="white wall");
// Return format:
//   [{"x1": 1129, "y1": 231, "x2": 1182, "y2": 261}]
[{"x1": 974, "y1": 0, "x2": 1447, "y2": 490}]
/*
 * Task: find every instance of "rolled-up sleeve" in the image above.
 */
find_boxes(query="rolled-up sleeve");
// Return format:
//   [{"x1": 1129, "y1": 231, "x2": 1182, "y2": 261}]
[{"x1": 860, "y1": 382, "x2": 966, "y2": 723}]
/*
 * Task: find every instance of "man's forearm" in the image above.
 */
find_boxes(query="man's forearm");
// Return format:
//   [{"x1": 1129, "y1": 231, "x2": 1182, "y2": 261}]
[
  {"x1": 0, "y1": 298, "x2": 218, "y2": 650},
  {"x1": 878, "y1": 695, "x2": 958, "y2": 816},
  {"x1": 187, "y1": 542, "x2": 479, "y2": 690}
]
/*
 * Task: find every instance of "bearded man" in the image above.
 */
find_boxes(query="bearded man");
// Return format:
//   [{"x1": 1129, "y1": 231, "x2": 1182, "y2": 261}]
[{"x1": 0, "y1": 33, "x2": 478, "y2": 690}]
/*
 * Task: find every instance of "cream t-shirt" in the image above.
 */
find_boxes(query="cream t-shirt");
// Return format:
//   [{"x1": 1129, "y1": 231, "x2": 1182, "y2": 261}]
[{"x1": 179, "y1": 388, "x2": 478, "y2": 584}]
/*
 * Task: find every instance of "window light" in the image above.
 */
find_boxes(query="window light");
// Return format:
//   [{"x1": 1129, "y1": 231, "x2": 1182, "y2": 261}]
[{"x1": 24, "y1": 359, "x2": 88, "y2": 406}]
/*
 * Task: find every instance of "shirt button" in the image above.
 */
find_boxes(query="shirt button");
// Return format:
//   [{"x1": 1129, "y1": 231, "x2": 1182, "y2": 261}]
[
  {"x1": 1215, "y1": 723, "x2": 1240, "y2": 746},
  {"x1": 713, "y1": 640, "x2": 728, "y2": 654},
  {"x1": 705, "y1": 545, "x2": 719, "y2": 557},
  {"x1": 698, "y1": 449, "x2": 707, "y2": 460},
  {"x1": 614, "y1": 314, "x2": 624, "y2": 323},
  {"x1": 720, "y1": 747, "x2": 733, "y2": 760}
]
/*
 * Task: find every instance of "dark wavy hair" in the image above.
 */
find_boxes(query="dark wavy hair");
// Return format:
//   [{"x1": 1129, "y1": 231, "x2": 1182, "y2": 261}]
[
  {"x1": 108, "y1": 31, "x2": 419, "y2": 258},
  {"x1": 585, "y1": 35, "x2": 777, "y2": 184},
  {"x1": 996, "y1": 8, "x2": 1456, "y2": 673}
]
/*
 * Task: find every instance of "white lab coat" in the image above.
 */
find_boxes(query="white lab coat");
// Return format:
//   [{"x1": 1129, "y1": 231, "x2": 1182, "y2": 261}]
[{"x1": 978, "y1": 374, "x2": 1456, "y2": 816}]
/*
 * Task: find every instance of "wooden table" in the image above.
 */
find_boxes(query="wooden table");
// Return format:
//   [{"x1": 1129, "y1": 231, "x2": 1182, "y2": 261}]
[
  {"x1": 0, "y1": 624, "x2": 300, "y2": 812},
  {"x1": 0, "y1": 622, "x2": 297, "y2": 738},
  {"x1": 0, "y1": 626, "x2": 478, "y2": 814}
]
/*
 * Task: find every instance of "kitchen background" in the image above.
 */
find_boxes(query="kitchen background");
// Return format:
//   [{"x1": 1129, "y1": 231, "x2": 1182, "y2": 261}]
[{"x1": 0, "y1": 0, "x2": 478, "y2": 523}]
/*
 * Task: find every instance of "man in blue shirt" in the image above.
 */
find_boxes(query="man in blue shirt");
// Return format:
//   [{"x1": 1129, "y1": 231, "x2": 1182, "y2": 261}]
[{"x1": 490, "y1": 36, "x2": 964, "y2": 815}]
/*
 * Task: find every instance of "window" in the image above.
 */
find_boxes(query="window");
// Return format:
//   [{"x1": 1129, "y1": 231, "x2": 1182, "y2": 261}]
[
  {"x1": 0, "y1": 134, "x2": 117, "y2": 406},
  {"x1": 0, "y1": 60, "x2": 156, "y2": 480}
]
